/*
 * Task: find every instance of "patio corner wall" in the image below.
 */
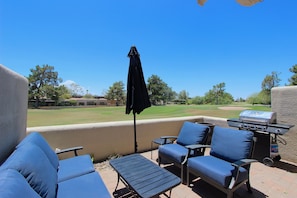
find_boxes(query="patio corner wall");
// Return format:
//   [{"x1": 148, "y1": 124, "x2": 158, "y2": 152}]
[
  {"x1": 272, "y1": 86, "x2": 297, "y2": 163},
  {"x1": 0, "y1": 65, "x2": 28, "y2": 163}
]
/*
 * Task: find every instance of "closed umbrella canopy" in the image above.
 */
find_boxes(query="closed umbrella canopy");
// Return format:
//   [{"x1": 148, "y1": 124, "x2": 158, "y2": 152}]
[
  {"x1": 236, "y1": 0, "x2": 262, "y2": 6},
  {"x1": 197, "y1": 0, "x2": 262, "y2": 6},
  {"x1": 126, "y1": 46, "x2": 151, "y2": 153}
]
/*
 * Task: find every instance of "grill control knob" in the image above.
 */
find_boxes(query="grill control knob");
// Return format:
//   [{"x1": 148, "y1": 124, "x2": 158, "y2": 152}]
[{"x1": 275, "y1": 129, "x2": 281, "y2": 134}]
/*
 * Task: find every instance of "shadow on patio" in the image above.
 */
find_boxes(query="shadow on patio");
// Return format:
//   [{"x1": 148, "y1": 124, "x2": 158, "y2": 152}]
[{"x1": 96, "y1": 150, "x2": 297, "y2": 198}]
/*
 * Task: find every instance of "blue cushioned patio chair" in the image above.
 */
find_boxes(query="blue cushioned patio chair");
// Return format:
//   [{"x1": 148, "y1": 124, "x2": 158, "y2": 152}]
[
  {"x1": 187, "y1": 126, "x2": 257, "y2": 198},
  {"x1": 158, "y1": 121, "x2": 210, "y2": 182},
  {"x1": 16, "y1": 132, "x2": 95, "y2": 182}
]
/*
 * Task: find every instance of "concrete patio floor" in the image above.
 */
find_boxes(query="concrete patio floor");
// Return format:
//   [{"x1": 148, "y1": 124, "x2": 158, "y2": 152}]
[{"x1": 95, "y1": 149, "x2": 297, "y2": 198}]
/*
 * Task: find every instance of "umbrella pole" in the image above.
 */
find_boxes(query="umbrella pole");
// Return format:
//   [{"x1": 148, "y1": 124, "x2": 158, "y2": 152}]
[{"x1": 133, "y1": 112, "x2": 137, "y2": 153}]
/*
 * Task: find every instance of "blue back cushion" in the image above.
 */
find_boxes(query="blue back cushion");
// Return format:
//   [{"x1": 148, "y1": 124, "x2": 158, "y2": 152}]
[
  {"x1": 2, "y1": 144, "x2": 58, "y2": 198},
  {"x1": 210, "y1": 126, "x2": 254, "y2": 162},
  {"x1": 176, "y1": 122, "x2": 209, "y2": 146},
  {"x1": 16, "y1": 132, "x2": 59, "y2": 170},
  {"x1": 0, "y1": 169, "x2": 41, "y2": 198}
]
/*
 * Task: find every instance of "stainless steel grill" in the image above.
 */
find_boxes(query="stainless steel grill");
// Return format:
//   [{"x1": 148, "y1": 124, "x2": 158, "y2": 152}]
[{"x1": 227, "y1": 110, "x2": 293, "y2": 135}]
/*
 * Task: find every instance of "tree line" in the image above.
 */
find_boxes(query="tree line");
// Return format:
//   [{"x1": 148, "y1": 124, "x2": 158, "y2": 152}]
[{"x1": 27, "y1": 64, "x2": 297, "y2": 108}]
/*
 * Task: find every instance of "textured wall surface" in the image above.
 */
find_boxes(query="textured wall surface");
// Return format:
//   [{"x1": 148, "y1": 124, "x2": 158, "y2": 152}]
[
  {"x1": 272, "y1": 86, "x2": 297, "y2": 163},
  {"x1": 0, "y1": 65, "x2": 28, "y2": 163},
  {"x1": 27, "y1": 116, "x2": 207, "y2": 162}
]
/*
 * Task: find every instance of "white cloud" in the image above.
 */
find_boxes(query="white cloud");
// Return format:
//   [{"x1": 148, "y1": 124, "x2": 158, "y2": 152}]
[
  {"x1": 60, "y1": 80, "x2": 76, "y2": 87},
  {"x1": 60, "y1": 80, "x2": 87, "y2": 95}
]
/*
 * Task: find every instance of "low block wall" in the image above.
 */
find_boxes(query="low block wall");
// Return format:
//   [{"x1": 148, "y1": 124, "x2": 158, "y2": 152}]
[{"x1": 27, "y1": 116, "x2": 211, "y2": 162}]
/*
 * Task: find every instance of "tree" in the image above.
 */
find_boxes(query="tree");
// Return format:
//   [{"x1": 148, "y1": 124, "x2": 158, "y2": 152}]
[
  {"x1": 204, "y1": 82, "x2": 233, "y2": 105},
  {"x1": 235, "y1": 97, "x2": 245, "y2": 102},
  {"x1": 84, "y1": 93, "x2": 93, "y2": 99},
  {"x1": 44, "y1": 85, "x2": 71, "y2": 105},
  {"x1": 166, "y1": 87, "x2": 177, "y2": 103},
  {"x1": 213, "y1": 82, "x2": 225, "y2": 105},
  {"x1": 288, "y1": 64, "x2": 297, "y2": 85},
  {"x1": 105, "y1": 81, "x2": 125, "y2": 105},
  {"x1": 147, "y1": 75, "x2": 169, "y2": 105},
  {"x1": 261, "y1": 71, "x2": 281, "y2": 104},
  {"x1": 57, "y1": 85, "x2": 72, "y2": 100},
  {"x1": 261, "y1": 71, "x2": 280, "y2": 91},
  {"x1": 178, "y1": 90, "x2": 189, "y2": 104},
  {"x1": 28, "y1": 64, "x2": 62, "y2": 108},
  {"x1": 191, "y1": 96, "x2": 205, "y2": 105},
  {"x1": 67, "y1": 82, "x2": 85, "y2": 97},
  {"x1": 246, "y1": 93, "x2": 260, "y2": 105},
  {"x1": 220, "y1": 92, "x2": 234, "y2": 104}
]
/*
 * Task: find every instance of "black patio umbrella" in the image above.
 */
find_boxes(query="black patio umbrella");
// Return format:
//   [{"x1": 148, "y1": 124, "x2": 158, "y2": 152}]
[{"x1": 126, "y1": 46, "x2": 151, "y2": 153}]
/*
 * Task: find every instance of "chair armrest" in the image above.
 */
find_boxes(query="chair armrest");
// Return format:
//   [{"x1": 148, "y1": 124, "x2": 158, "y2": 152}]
[
  {"x1": 229, "y1": 158, "x2": 258, "y2": 189},
  {"x1": 231, "y1": 159, "x2": 258, "y2": 168},
  {"x1": 160, "y1": 136, "x2": 178, "y2": 144},
  {"x1": 185, "y1": 144, "x2": 211, "y2": 150},
  {"x1": 55, "y1": 146, "x2": 83, "y2": 156},
  {"x1": 182, "y1": 144, "x2": 210, "y2": 164},
  {"x1": 160, "y1": 136, "x2": 178, "y2": 140}
]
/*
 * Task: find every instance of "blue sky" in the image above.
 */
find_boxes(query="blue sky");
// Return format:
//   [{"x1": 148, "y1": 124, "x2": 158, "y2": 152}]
[{"x1": 1, "y1": 0, "x2": 296, "y2": 99}]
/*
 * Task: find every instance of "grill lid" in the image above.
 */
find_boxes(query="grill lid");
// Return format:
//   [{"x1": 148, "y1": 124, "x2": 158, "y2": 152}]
[
  {"x1": 239, "y1": 110, "x2": 276, "y2": 124},
  {"x1": 227, "y1": 110, "x2": 294, "y2": 134}
]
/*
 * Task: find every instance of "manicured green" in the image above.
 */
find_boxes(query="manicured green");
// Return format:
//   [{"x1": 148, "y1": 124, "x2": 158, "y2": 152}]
[{"x1": 27, "y1": 104, "x2": 271, "y2": 127}]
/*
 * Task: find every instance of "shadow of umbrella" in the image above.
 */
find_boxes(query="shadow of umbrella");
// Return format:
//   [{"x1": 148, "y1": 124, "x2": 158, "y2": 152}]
[{"x1": 126, "y1": 46, "x2": 151, "y2": 153}]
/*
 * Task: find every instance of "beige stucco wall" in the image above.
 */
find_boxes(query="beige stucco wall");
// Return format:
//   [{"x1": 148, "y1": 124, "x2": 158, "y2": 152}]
[
  {"x1": 26, "y1": 116, "x2": 227, "y2": 162},
  {"x1": 271, "y1": 86, "x2": 297, "y2": 163},
  {"x1": 27, "y1": 116, "x2": 209, "y2": 162},
  {"x1": 0, "y1": 65, "x2": 28, "y2": 163}
]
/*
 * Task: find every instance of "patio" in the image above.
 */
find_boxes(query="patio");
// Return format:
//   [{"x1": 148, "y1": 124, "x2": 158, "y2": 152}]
[{"x1": 96, "y1": 149, "x2": 297, "y2": 198}]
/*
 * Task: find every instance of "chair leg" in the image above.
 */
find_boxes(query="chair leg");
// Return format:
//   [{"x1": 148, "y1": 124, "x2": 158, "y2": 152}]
[
  {"x1": 246, "y1": 180, "x2": 253, "y2": 193},
  {"x1": 186, "y1": 169, "x2": 190, "y2": 186},
  {"x1": 226, "y1": 192, "x2": 233, "y2": 198},
  {"x1": 151, "y1": 141, "x2": 153, "y2": 159},
  {"x1": 181, "y1": 165, "x2": 184, "y2": 184},
  {"x1": 158, "y1": 156, "x2": 161, "y2": 166}
]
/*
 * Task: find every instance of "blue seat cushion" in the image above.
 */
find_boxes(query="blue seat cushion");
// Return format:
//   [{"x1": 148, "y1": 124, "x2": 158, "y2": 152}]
[
  {"x1": 176, "y1": 122, "x2": 209, "y2": 146},
  {"x1": 2, "y1": 144, "x2": 57, "y2": 198},
  {"x1": 57, "y1": 172, "x2": 111, "y2": 198},
  {"x1": 188, "y1": 156, "x2": 248, "y2": 188},
  {"x1": 16, "y1": 132, "x2": 59, "y2": 170},
  {"x1": 159, "y1": 144, "x2": 189, "y2": 163},
  {"x1": 0, "y1": 169, "x2": 41, "y2": 198},
  {"x1": 58, "y1": 154, "x2": 95, "y2": 182},
  {"x1": 210, "y1": 126, "x2": 254, "y2": 162}
]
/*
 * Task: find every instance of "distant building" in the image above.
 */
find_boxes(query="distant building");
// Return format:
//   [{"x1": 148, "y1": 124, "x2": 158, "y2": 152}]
[
  {"x1": 65, "y1": 98, "x2": 108, "y2": 106},
  {"x1": 29, "y1": 96, "x2": 124, "y2": 107}
]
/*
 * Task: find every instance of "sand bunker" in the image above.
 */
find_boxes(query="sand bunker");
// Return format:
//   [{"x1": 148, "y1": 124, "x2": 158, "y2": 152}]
[{"x1": 219, "y1": 106, "x2": 249, "y2": 110}]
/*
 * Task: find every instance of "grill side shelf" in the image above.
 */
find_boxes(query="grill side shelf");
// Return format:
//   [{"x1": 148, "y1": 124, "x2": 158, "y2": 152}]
[
  {"x1": 266, "y1": 124, "x2": 294, "y2": 135},
  {"x1": 227, "y1": 119, "x2": 294, "y2": 135}
]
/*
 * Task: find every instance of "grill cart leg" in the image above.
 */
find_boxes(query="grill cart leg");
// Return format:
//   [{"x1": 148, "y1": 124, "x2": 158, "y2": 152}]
[
  {"x1": 263, "y1": 157, "x2": 274, "y2": 166},
  {"x1": 263, "y1": 134, "x2": 281, "y2": 166}
]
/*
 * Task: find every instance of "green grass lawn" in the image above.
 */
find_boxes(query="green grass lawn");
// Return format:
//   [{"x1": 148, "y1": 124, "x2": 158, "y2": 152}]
[{"x1": 27, "y1": 104, "x2": 271, "y2": 127}]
